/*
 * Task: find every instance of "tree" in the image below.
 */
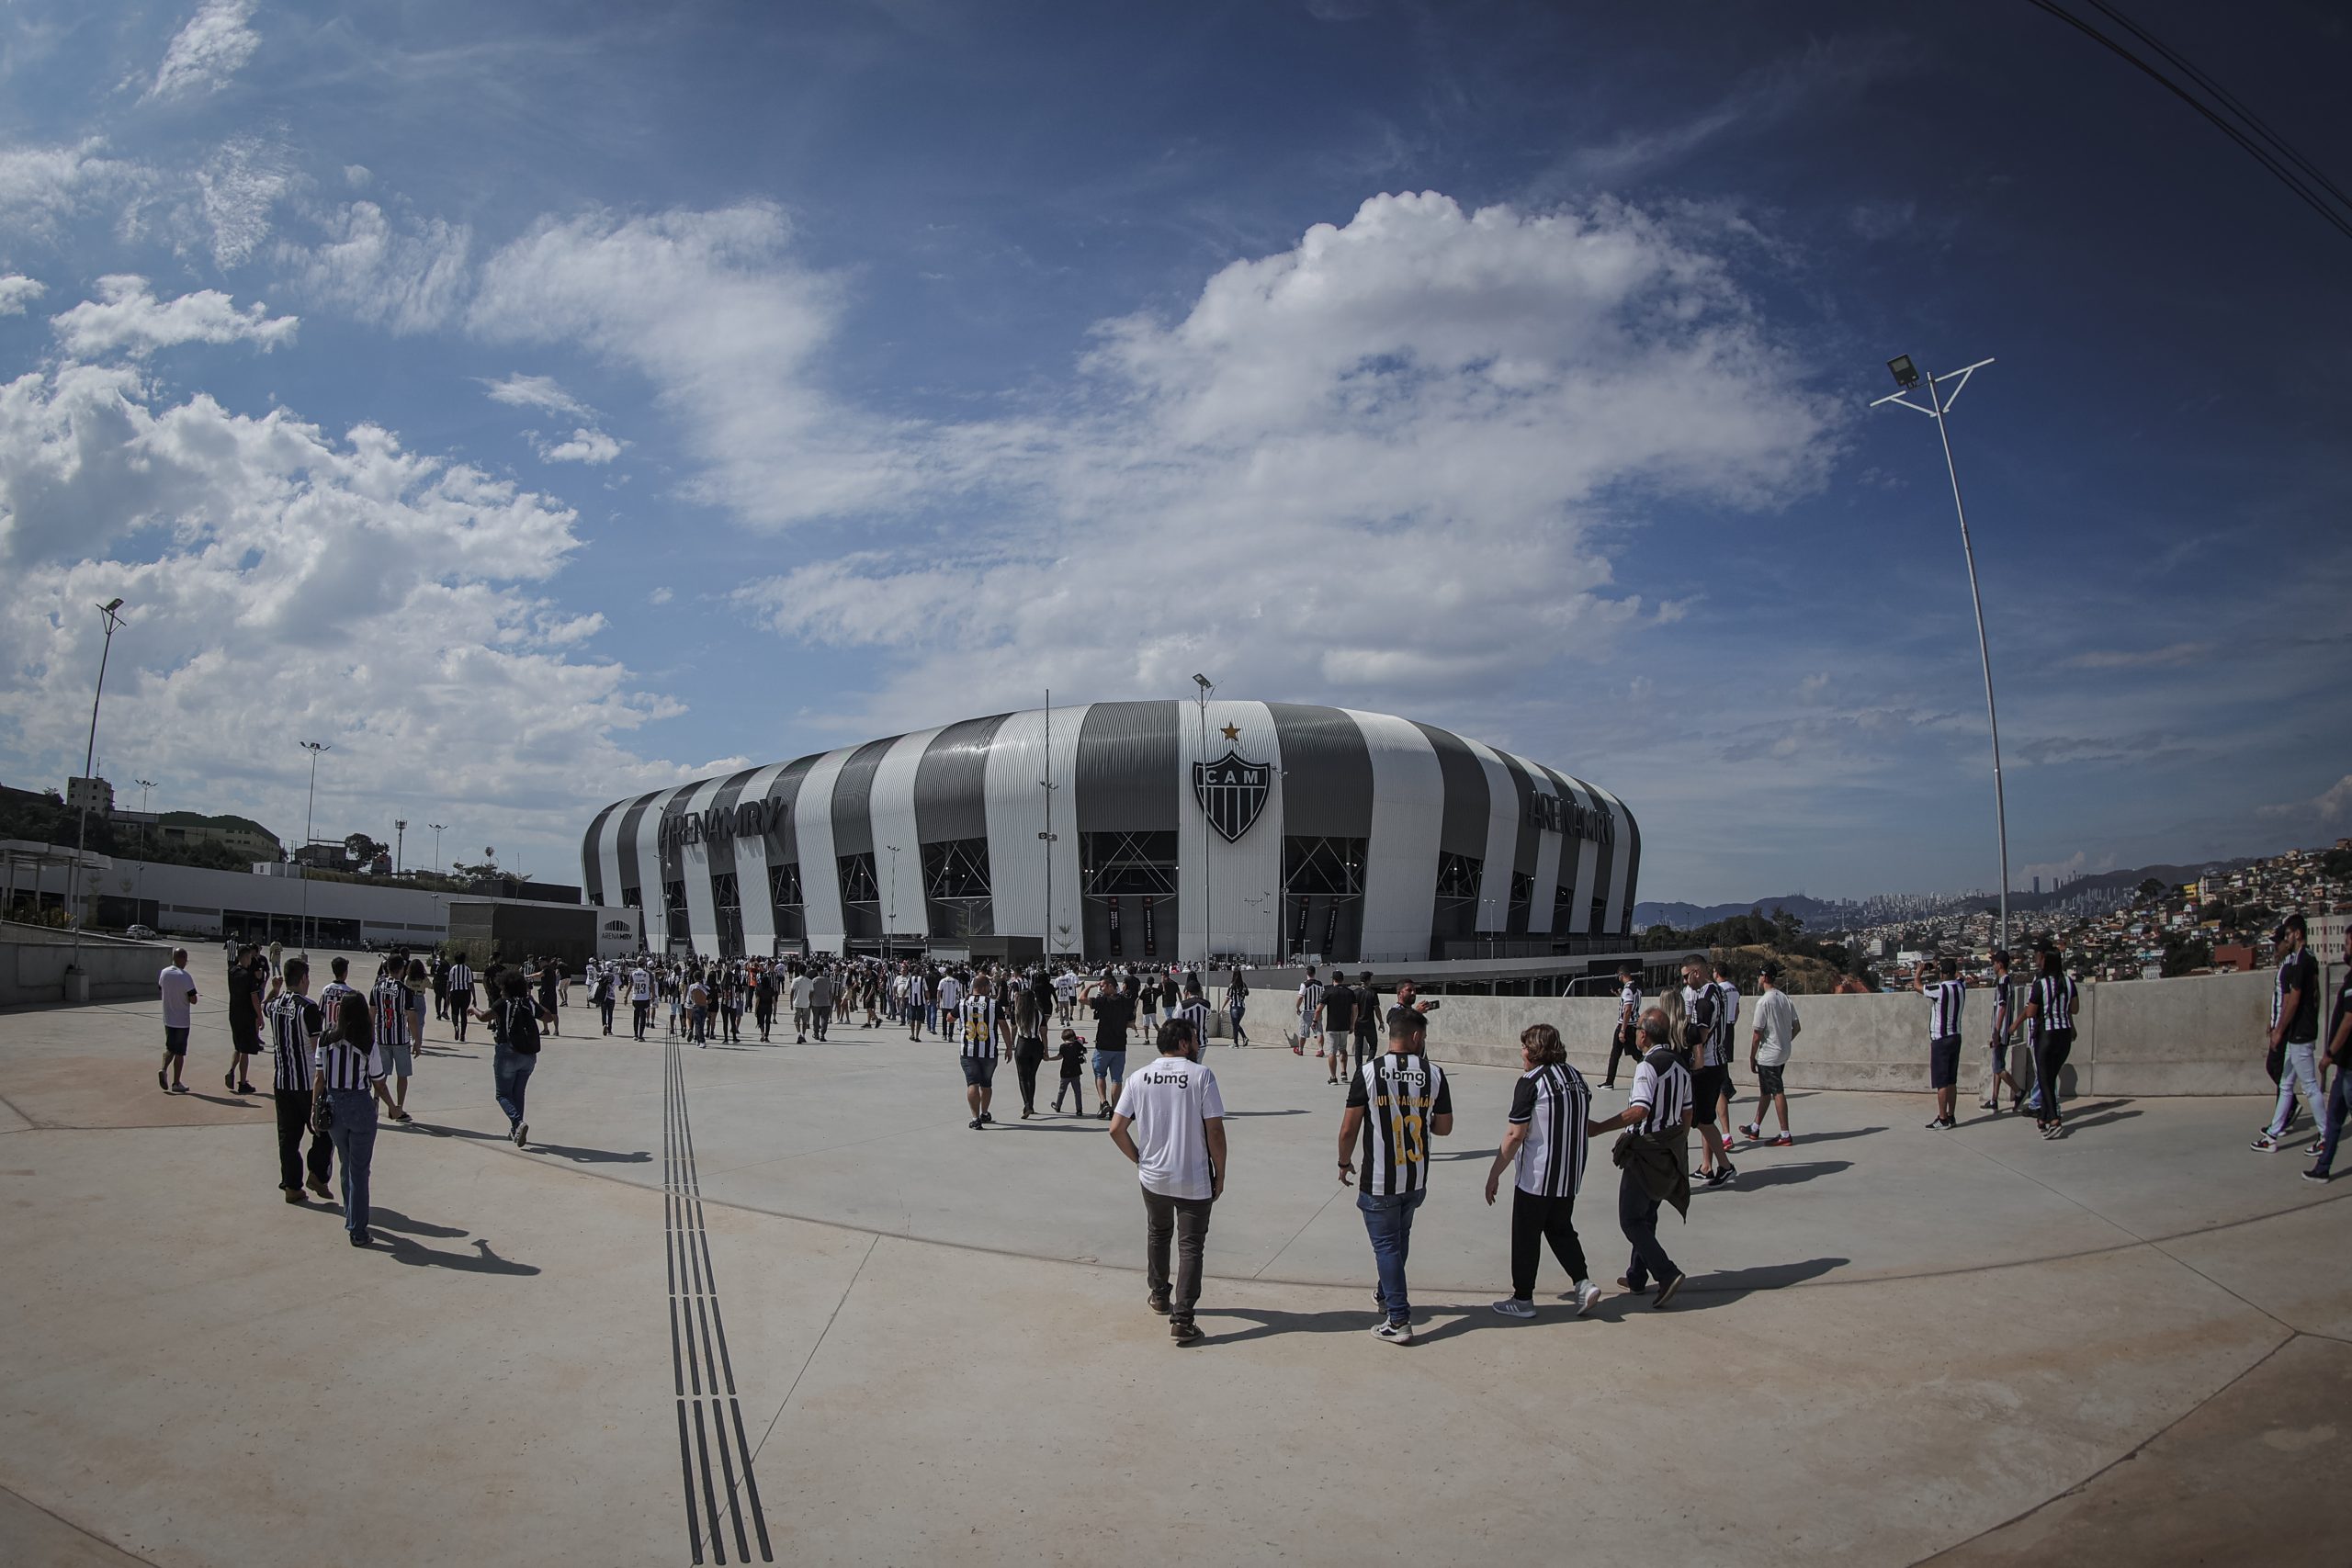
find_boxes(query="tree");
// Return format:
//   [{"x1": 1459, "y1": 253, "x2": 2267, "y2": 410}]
[
  {"x1": 2136, "y1": 877, "x2": 2167, "y2": 900},
  {"x1": 344, "y1": 832, "x2": 389, "y2": 864}
]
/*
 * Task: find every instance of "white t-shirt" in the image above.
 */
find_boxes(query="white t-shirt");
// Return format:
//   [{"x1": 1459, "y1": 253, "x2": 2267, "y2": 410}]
[
  {"x1": 936, "y1": 976, "x2": 965, "y2": 1011},
  {"x1": 158, "y1": 965, "x2": 196, "y2": 1029},
  {"x1": 630, "y1": 966, "x2": 652, "y2": 1001},
  {"x1": 1751, "y1": 988, "x2": 1797, "y2": 1066},
  {"x1": 1114, "y1": 1054, "x2": 1226, "y2": 1201}
]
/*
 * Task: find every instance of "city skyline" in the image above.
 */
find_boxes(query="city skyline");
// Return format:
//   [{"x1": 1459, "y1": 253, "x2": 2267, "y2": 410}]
[{"x1": 2, "y1": 2, "x2": 2347, "y2": 905}]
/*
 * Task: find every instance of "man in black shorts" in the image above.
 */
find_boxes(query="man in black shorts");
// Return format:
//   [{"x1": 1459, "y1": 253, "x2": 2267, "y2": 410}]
[
  {"x1": 1679, "y1": 956, "x2": 1732, "y2": 1186},
  {"x1": 224, "y1": 943, "x2": 264, "y2": 1094}
]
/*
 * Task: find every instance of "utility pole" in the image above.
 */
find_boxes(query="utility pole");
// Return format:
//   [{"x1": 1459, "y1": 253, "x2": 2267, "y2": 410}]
[
  {"x1": 67, "y1": 598, "x2": 127, "y2": 975},
  {"x1": 1038, "y1": 690, "x2": 1059, "y2": 964},
  {"x1": 1192, "y1": 673, "x2": 1214, "y2": 964},
  {"x1": 884, "y1": 844, "x2": 901, "y2": 965},
  {"x1": 1872, "y1": 355, "x2": 2011, "y2": 953},
  {"x1": 428, "y1": 822, "x2": 446, "y2": 876},
  {"x1": 298, "y1": 740, "x2": 329, "y2": 953},
  {"x1": 394, "y1": 818, "x2": 406, "y2": 877}
]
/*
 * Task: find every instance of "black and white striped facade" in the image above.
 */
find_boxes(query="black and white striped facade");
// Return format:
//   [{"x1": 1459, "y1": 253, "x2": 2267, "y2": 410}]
[{"x1": 580, "y1": 701, "x2": 1639, "y2": 965}]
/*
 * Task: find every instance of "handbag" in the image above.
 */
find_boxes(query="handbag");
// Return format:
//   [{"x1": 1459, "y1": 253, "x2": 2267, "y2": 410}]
[{"x1": 309, "y1": 1091, "x2": 333, "y2": 1136}]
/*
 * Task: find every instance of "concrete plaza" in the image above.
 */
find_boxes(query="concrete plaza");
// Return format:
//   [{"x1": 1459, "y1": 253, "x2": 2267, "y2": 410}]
[{"x1": 1, "y1": 948, "x2": 2345, "y2": 1566}]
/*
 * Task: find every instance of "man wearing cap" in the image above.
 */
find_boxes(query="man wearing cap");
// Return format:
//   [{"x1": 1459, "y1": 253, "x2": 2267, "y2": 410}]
[{"x1": 2255, "y1": 914, "x2": 2322, "y2": 1153}]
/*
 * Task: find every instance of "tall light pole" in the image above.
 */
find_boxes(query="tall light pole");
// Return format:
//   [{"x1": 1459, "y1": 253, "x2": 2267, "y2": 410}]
[
  {"x1": 298, "y1": 740, "x2": 329, "y2": 953},
  {"x1": 1038, "y1": 690, "x2": 1059, "y2": 964},
  {"x1": 428, "y1": 822, "x2": 446, "y2": 875},
  {"x1": 884, "y1": 843, "x2": 901, "y2": 965},
  {"x1": 1192, "y1": 673, "x2": 1213, "y2": 964},
  {"x1": 66, "y1": 598, "x2": 127, "y2": 968},
  {"x1": 394, "y1": 818, "x2": 406, "y2": 877},
  {"x1": 1872, "y1": 354, "x2": 2011, "y2": 953},
  {"x1": 133, "y1": 777, "x2": 155, "y2": 908}
]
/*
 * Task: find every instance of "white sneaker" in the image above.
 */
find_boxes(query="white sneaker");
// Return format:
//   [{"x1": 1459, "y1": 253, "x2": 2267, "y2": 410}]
[
  {"x1": 1490, "y1": 1298, "x2": 1536, "y2": 1319},
  {"x1": 1372, "y1": 1320, "x2": 1414, "y2": 1346},
  {"x1": 1574, "y1": 1280, "x2": 1602, "y2": 1317}
]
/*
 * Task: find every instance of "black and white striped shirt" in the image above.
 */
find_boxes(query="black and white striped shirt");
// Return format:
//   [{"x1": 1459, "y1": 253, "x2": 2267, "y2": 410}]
[
  {"x1": 266, "y1": 993, "x2": 322, "y2": 1092},
  {"x1": 1927, "y1": 978, "x2": 1965, "y2": 1040},
  {"x1": 1346, "y1": 1053, "x2": 1453, "y2": 1197},
  {"x1": 1713, "y1": 979, "x2": 1739, "y2": 1057},
  {"x1": 446, "y1": 962, "x2": 474, "y2": 998},
  {"x1": 1296, "y1": 978, "x2": 1324, "y2": 1028},
  {"x1": 1988, "y1": 976, "x2": 2016, "y2": 1043},
  {"x1": 312, "y1": 1030, "x2": 386, "y2": 1090},
  {"x1": 2033, "y1": 974, "x2": 2077, "y2": 1033},
  {"x1": 1171, "y1": 997, "x2": 1212, "y2": 1049},
  {"x1": 316, "y1": 981, "x2": 359, "y2": 1040},
  {"x1": 1509, "y1": 1062, "x2": 1590, "y2": 1198},
  {"x1": 1627, "y1": 1049, "x2": 1693, "y2": 1136},
  {"x1": 958, "y1": 994, "x2": 1002, "y2": 1060},
  {"x1": 371, "y1": 976, "x2": 412, "y2": 1048}
]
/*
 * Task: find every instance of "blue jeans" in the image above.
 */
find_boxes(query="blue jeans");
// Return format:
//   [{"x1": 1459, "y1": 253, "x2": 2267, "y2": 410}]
[
  {"x1": 1357, "y1": 1187, "x2": 1427, "y2": 1325},
  {"x1": 1619, "y1": 1167, "x2": 1679, "y2": 1290},
  {"x1": 326, "y1": 1089, "x2": 378, "y2": 1236},
  {"x1": 494, "y1": 1044, "x2": 537, "y2": 1129},
  {"x1": 2312, "y1": 1066, "x2": 2351, "y2": 1174}
]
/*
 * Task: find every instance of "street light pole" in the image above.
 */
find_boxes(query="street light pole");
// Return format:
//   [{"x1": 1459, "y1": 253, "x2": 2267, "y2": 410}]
[
  {"x1": 298, "y1": 740, "x2": 329, "y2": 954},
  {"x1": 66, "y1": 598, "x2": 127, "y2": 969},
  {"x1": 884, "y1": 844, "x2": 901, "y2": 966},
  {"x1": 394, "y1": 818, "x2": 406, "y2": 877},
  {"x1": 1872, "y1": 354, "x2": 2011, "y2": 953},
  {"x1": 1192, "y1": 673, "x2": 1214, "y2": 965},
  {"x1": 1039, "y1": 690, "x2": 1059, "y2": 964},
  {"x1": 428, "y1": 822, "x2": 446, "y2": 876}
]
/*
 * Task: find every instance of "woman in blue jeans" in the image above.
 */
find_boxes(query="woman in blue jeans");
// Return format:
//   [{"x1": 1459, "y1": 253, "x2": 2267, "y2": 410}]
[
  {"x1": 312, "y1": 992, "x2": 388, "y2": 1247},
  {"x1": 473, "y1": 970, "x2": 546, "y2": 1148}
]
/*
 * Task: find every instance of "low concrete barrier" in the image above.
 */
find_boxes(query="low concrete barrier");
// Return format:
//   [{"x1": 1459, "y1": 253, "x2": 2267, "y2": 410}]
[
  {"x1": 1, "y1": 925, "x2": 175, "y2": 1008},
  {"x1": 1411, "y1": 964, "x2": 2329, "y2": 1099}
]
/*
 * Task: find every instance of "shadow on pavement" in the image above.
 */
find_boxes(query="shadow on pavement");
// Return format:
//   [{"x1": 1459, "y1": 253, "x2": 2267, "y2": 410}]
[
  {"x1": 365, "y1": 1206, "x2": 468, "y2": 1238},
  {"x1": 381, "y1": 1234, "x2": 540, "y2": 1276},
  {"x1": 2064, "y1": 1108, "x2": 2144, "y2": 1133},
  {"x1": 1672, "y1": 1255, "x2": 1849, "y2": 1307},
  {"x1": 525, "y1": 1142, "x2": 653, "y2": 1165},
  {"x1": 1722, "y1": 1160, "x2": 1850, "y2": 1190},
  {"x1": 1223, "y1": 1109, "x2": 1309, "y2": 1119},
  {"x1": 1759, "y1": 1125, "x2": 1883, "y2": 1145}
]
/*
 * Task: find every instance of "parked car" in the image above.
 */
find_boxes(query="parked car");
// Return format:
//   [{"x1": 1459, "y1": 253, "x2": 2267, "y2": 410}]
[{"x1": 125, "y1": 924, "x2": 157, "y2": 941}]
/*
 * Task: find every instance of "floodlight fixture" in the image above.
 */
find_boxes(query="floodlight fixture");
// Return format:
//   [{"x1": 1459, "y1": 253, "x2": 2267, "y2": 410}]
[{"x1": 1887, "y1": 355, "x2": 1920, "y2": 390}]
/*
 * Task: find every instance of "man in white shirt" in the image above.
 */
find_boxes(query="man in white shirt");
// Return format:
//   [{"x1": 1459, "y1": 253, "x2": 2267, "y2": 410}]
[
  {"x1": 1739, "y1": 963, "x2": 1799, "y2": 1146},
  {"x1": 629, "y1": 961, "x2": 654, "y2": 1040},
  {"x1": 1109, "y1": 1015, "x2": 1227, "y2": 1345},
  {"x1": 156, "y1": 949, "x2": 198, "y2": 1093},
  {"x1": 790, "y1": 968, "x2": 814, "y2": 1043}
]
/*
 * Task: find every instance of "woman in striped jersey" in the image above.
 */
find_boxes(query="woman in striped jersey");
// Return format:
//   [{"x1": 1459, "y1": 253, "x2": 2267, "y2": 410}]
[
  {"x1": 2024, "y1": 947, "x2": 2078, "y2": 1141},
  {"x1": 1484, "y1": 1024, "x2": 1602, "y2": 1320}
]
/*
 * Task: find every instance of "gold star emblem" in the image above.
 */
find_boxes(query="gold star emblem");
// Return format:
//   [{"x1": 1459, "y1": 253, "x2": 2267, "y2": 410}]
[{"x1": 1219, "y1": 723, "x2": 1240, "y2": 741}]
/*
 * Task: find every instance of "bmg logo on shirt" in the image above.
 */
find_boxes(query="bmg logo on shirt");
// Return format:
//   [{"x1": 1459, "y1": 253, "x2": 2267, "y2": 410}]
[{"x1": 1143, "y1": 1069, "x2": 1191, "y2": 1087}]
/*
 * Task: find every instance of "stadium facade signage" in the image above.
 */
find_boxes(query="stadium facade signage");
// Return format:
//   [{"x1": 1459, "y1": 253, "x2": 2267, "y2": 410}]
[
  {"x1": 1527, "y1": 791, "x2": 1614, "y2": 844},
  {"x1": 660, "y1": 798, "x2": 781, "y2": 852},
  {"x1": 1193, "y1": 749, "x2": 1272, "y2": 842}
]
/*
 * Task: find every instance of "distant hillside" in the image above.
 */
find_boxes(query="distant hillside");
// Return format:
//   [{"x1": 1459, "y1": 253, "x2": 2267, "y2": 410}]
[
  {"x1": 1637, "y1": 857, "x2": 2262, "y2": 931},
  {"x1": 1633, "y1": 894, "x2": 1843, "y2": 930}
]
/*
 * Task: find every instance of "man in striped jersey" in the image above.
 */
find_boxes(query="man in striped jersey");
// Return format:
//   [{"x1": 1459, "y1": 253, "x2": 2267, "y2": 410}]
[
  {"x1": 1485, "y1": 1024, "x2": 1602, "y2": 1319},
  {"x1": 1913, "y1": 957, "x2": 1966, "y2": 1129},
  {"x1": 1982, "y1": 950, "x2": 2026, "y2": 1114},
  {"x1": 266, "y1": 959, "x2": 334, "y2": 1204},
  {"x1": 1595, "y1": 1010, "x2": 1692, "y2": 1307},
  {"x1": 2024, "y1": 946, "x2": 2078, "y2": 1140},
  {"x1": 1294, "y1": 965, "x2": 1324, "y2": 1057},
  {"x1": 959, "y1": 973, "x2": 1013, "y2": 1130},
  {"x1": 1680, "y1": 959, "x2": 1734, "y2": 1187},
  {"x1": 1338, "y1": 1008, "x2": 1454, "y2": 1345},
  {"x1": 1601, "y1": 964, "x2": 1640, "y2": 1089},
  {"x1": 316, "y1": 956, "x2": 360, "y2": 1062},
  {"x1": 1171, "y1": 981, "x2": 1213, "y2": 1060},
  {"x1": 370, "y1": 960, "x2": 416, "y2": 1123},
  {"x1": 1710, "y1": 961, "x2": 1741, "y2": 1151},
  {"x1": 445, "y1": 953, "x2": 476, "y2": 1043}
]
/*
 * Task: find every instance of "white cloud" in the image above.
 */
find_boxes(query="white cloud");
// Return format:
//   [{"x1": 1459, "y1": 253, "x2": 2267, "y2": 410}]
[
  {"x1": 2261, "y1": 773, "x2": 2352, "y2": 824},
  {"x1": 0, "y1": 364, "x2": 698, "y2": 860},
  {"x1": 276, "y1": 200, "x2": 470, "y2": 333},
  {"x1": 469, "y1": 203, "x2": 914, "y2": 525},
  {"x1": 0, "y1": 140, "x2": 151, "y2": 248},
  {"x1": 2062, "y1": 641, "x2": 2212, "y2": 671},
  {"x1": 147, "y1": 0, "x2": 261, "y2": 102},
  {"x1": 343, "y1": 164, "x2": 372, "y2": 189},
  {"x1": 0, "y1": 275, "x2": 44, "y2": 314},
  {"x1": 481, "y1": 373, "x2": 594, "y2": 421},
  {"x1": 648, "y1": 586, "x2": 673, "y2": 605},
  {"x1": 187, "y1": 136, "x2": 293, "y2": 268},
  {"x1": 50, "y1": 275, "x2": 296, "y2": 358},
  {"x1": 537, "y1": 426, "x2": 622, "y2": 465},
  {"x1": 739, "y1": 191, "x2": 1837, "y2": 728}
]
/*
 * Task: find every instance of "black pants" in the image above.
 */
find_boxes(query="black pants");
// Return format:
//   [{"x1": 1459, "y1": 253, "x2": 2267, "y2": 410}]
[
  {"x1": 1602, "y1": 1027, "x2": 1635, "y2": 1085},
  {"x1": 755, "y1": 1004, "x2": 775, "y2": 1041},
  {"x1": 1142, "y1": 1188, "x2": 1212, "y2": 1321},
  {"x1": 811, "y1": 1007, "x2": 831, "y2": 1041},
  {"x1": 1619, "y1": 1168, "x2": 1679, "y2": 1289},
  {"x1": 1510, "y1": 1187, "x2": 1589, "y2": 1300},
  {"x1": 1014, "y1": 1042, "x2": 1046, "y2": 1111},
  {"x1": 633, "y1": 1000, "x2": 650, "y2": 1039},
  {"x1": 599, "y1": 997, "x2": 616, "y2": 1033},
  {"x1": 2036, "y1": 1027, "x2": 2075, "y2": 1123},
  {"x1": 274, "y1": 1088, "x2": 332, "y2": 1191},
  {"x1": 448, "y1": 994, "x2": 472, "y2": 1041},
  {"x1": 1054, "y1": 1075, "x2": 1084, "y2": 1111}
]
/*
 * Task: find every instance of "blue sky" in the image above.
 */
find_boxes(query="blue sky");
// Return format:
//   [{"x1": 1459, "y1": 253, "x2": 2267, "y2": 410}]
[{"x1": 1, "y1": 0, "x2": 2346, "y2": 902}]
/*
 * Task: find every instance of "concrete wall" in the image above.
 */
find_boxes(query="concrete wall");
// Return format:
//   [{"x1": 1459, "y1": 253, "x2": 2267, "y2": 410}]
[
  {"x1": 1410, "y1": 965, "x2": 2332, "y2": 1099},
  {"x1": 1, "y1": 925, "x2": 173, "y2": 1007}
]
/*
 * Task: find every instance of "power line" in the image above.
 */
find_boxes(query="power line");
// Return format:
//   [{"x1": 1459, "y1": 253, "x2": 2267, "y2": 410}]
[{"x1": 2021, "y1": 0, "x2": 2352, "y2": 244}]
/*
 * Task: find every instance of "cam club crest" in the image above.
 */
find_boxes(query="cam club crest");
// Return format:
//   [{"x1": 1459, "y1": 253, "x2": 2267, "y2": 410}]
[{"x1": 1194, "y1": 749, "x2": 1271, "y2": 842}]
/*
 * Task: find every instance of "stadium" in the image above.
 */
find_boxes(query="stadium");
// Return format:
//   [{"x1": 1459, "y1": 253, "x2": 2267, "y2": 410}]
[{"x1": 580, "y1": 701, "x2": 1639, "y2": 965}]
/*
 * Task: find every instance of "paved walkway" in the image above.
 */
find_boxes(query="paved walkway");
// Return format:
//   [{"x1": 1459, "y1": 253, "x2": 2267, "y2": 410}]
[{"x1": 1, "y1": 949, "x2": 2344, "y2": 1566}]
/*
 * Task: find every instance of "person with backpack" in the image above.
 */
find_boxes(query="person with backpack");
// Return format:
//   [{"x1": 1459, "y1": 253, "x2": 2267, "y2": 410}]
[{"x1": 472, "y1": 970, "x2": 547, "y2": 1148}]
